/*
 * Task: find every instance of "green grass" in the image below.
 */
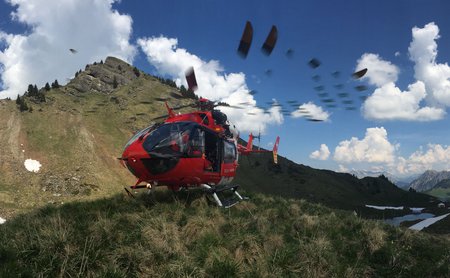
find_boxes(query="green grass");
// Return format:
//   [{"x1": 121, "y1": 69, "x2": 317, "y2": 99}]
[
  {"x1": 1, "y1": 191, "x2": 449, "y2": 277},
  {"x1": 426, "y1": 188, "x2": 450, "y2": 201}
]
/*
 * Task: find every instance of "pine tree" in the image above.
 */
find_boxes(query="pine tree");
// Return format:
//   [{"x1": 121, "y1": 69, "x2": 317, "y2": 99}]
[
  {"x1": 16, "y1": 95, "x2": 21, "y2": 105},
  {"x1": 26, "y1": 84, "x2": 33, "y2": 96},
  {"x1": 33, "y1": 85, "x2": 38, "y2": 96},
  {"x1": 51, "y1": 80, "x2": 60, "y2": 89},
  {"x1": 45, "y1": 82, "x2": 51, "y2": 91}
]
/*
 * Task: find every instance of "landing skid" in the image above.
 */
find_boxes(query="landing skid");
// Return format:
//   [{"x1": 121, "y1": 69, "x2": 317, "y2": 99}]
[{"x1": 201, "y1": 184, "x2": 248, "y2": 208}]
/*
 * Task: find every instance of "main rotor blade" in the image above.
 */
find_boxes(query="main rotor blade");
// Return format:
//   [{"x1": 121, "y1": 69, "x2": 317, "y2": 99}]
[
  {"x1": 237, "y1": 21, "x2": 253, "y2": 58},
  {"x1": 308, "y1": 58, "x2": 321, "y2": 69},
  {"x1": 185, "y1": 67, "x2": 198, "y2": 92},
  {"x1": 352, "y1": 68, "x2": 368, "y2": 79},
  {"x1": 261, "y1": 25, "x2": 278, "y2": 56}
]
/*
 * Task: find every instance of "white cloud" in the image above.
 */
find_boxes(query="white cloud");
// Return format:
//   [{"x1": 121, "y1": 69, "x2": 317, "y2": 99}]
[
  {"x1": 137, "y1": 36, "x2": 283, "y2": 133},
  {"x1": 395, "y1": 51, "x2": 401, "y2": 57},
  {"x1": 356, "y1": 53, "x2": 399, "y2": 87},
  {"x1": 409, "y1": 22, "x2": 450, "y2": 106},
  {"x1": 357, "y1": 23, "x2": 450, "y2": 122},
  {"x1": 333, "y1": 127, "x2": 396, "y2": 164},
  {"x1": 0, "y1": 0, "x2": 136, "y2": 99},
  {"x1": 362, "y1": 81, "x2": 446, "y2": 121},
  {"x1": 291, "y1": 102, "x2": 330, "y2": 121},
  {"x1": 310, "y1": 144, "x2": 330, "y2": 160},
  {"x1": 396, "y1": 144, "x2": 450, "y2": 175},
  {"x1": 337, "y1": 164, "x2": 349, "y2": 173}
]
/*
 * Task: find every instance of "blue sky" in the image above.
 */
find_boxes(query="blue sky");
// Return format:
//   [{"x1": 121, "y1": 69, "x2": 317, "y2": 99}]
[{"x1": 1, "y1": 0, "x2": 450, "y2": 178}]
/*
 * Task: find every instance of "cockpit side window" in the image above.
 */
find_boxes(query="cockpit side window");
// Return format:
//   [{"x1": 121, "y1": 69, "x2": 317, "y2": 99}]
[
  {"x1": 188, "y1": 128, "x2": 205, "y2": 158},
  {"x1": 223, "y1": 140, "x2": 236, "y2": 163}
]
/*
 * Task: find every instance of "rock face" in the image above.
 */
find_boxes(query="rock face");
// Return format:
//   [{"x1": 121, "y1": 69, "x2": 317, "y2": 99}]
[
  {"x1": 67, "y1": 56, "x2": 141, "y2": 94},
  {"x1": 409, "y1": 170, "x2": 450, "y2": 192}
]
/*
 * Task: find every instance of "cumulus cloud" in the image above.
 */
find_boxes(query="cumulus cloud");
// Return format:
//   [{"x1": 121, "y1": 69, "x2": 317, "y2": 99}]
[
  {"x1": 362, "y1": 81, "x2": 445, "y2": 121},
  {"x1": 357, "y1": 22, "x2": 450, "y2": 122},
  {"x1": 396, "y1": 144, "x2": 450, "y2": 175},
  {"x1": 291, "y1": 102, "x2": 330, "y2": 121},
  {"x1": 137, "y1": 36, "x2": 283, "y2": 133},
  {"x1": 310, "y1": 144, "x2": 330, "y2": 160},
  {"x1": 0, "y1": 0, "x2": 136, "y2": 99},
  {"x1": 333, "y1": 127, "x2": 396, "y2": 164},
  {"x1": 409, "y1": 22, "x2": 450, "y2": 106},
  {"x1": 356, "y1": 53, "x2": 399, "y2": 87}
]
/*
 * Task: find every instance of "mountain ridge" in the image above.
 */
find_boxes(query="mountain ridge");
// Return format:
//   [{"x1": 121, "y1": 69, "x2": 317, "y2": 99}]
[{"x1": 409, "y1": 170, "x2": 450, "y2": 192}]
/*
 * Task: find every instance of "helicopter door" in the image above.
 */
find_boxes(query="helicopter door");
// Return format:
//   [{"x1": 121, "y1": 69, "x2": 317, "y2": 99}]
[{"x1": 204, "y1": 130, "x2": 220, "y2": 172}]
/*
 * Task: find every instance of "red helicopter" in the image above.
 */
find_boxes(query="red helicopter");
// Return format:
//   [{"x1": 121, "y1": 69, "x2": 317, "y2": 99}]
[{"x1": 119, "y1": 69, "x2": 280, "y2": 208}]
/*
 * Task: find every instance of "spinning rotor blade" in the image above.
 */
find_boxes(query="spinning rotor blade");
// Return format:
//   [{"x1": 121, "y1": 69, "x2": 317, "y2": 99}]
[
  {"x1": 308, "y1": 58, "x2": 321, "y2": 69},
  {"x1": 154, "y1": 97, "x2": 169, "y2": 102},
  {"x1": 355, "y1": 85, "x2": 368, "y2": 92},
  {"x1": 237, "y1": 21, "x2": 253, "y2": 58},
  {"x1": 261, "y1": 25, "x2": 278, "y2": 55},
  {"x1": 352, "y1": 68, "x2": 368, "y2": 79},
  {"x1": 285, "y1": 48, "x2": 294, "y2": 58},
  {"x1": 151, "y1": 114, "x2": 169, "y2": 121},
  {"x1": 332, "y1": 71, "x2": 341, "y2": 78},
  {"x1": 314, "y1": 85, "x2": 325, "y2": 91},
  {"x1": 185, "y1": 67, "x2": 198, "y2": 92}
]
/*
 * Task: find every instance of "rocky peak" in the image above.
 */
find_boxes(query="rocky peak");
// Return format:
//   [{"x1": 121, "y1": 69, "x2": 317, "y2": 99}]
[
  {"x1": 67, "y1": 56, "x2": 142, "y2": 94},
  {"x1": 409, "y1": 170, "x2": 450, "y2": 192}
]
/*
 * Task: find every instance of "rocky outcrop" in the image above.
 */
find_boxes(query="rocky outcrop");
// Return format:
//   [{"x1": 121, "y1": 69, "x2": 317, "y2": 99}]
[
  {"x1": 67, "y1": 56, "x2": 142, "y2": 94},
  {"x1": 409, "y1": 170, "x2": 450, "y2": 192}
]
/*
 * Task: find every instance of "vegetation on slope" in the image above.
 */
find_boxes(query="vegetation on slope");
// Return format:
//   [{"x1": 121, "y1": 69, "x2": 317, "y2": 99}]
[{"x1": 0, "y1": 191, "x2": 449, "y2": 277}]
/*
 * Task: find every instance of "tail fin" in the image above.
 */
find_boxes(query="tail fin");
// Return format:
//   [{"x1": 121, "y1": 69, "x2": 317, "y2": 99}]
[
  {"x1": 272, "y1": 136, "x2": 280, "y2": 164},
  {"x1": 246, "y1": 133, "x2": 254, "y2": 151}
]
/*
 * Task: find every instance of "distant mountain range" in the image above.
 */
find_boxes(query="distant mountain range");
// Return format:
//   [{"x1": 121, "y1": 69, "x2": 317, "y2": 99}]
[
  {"x1": 409, "y1": 170, "x2": 450, "y2": 192},
  {"x1": 349, "y1": 170, "x2": 417, "y2": 189}
]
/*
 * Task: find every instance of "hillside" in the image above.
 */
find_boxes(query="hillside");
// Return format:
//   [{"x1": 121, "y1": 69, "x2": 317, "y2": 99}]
[
  {"x1": 0, "y1": 57, "x2": 194, "y2": 218},
  {"x1": 1, "y1": 191, "x2": 449, "y2": 277},
  {"x1": 235, "y1": 155, "x2": 435, "y2": 211}
]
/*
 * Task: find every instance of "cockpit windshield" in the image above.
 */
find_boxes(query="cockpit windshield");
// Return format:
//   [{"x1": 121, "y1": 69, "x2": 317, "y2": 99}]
[
  {"x1": 143, "y1": 122, "x2": 204, "y2": 158},
  {"x1": 124, "y1": 124, "x2": 155, "y2": 151}
]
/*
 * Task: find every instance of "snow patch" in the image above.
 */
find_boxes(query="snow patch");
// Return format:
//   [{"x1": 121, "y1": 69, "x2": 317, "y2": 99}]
[
  {"x1": 409, "y1": 213, "x2": 450, "y2": 231},
  {"x1": 366, "y1": 205, "x2": 404, "y2": 210},
  {"x1": 410, "y1": 207, "x2": 425, "y2": 213},
  {"x1": 0, "y1": 217, "x2": 6, "y2": 224},
  {"x1": 24, "y1": 159, "x2": 42, "y2": 173}
]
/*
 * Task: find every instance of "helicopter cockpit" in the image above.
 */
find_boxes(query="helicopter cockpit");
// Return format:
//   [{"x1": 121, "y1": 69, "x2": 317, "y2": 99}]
[{"x1": 142, "y1": 122, "x2": 204, "y2": 158}]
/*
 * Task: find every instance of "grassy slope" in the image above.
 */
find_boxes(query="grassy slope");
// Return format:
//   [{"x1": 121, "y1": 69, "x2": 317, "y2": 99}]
[
  {"x1": 0, "y1": 191, "x2": 448, "y2": 277},
  {"x1": 235, "y1": 154, "x2": 436, "y2": 211}
]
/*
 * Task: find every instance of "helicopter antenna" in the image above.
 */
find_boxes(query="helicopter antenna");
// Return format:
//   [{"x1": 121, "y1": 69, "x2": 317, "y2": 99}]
[{"x1": 253, "y1": 127, "x2": 261, "y2": 150}]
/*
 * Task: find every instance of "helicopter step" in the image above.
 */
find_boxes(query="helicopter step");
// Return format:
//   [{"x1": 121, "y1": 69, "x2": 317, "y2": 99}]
[{"x1": 201, "y1": 184, "x2": 248, "y2": 208}]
